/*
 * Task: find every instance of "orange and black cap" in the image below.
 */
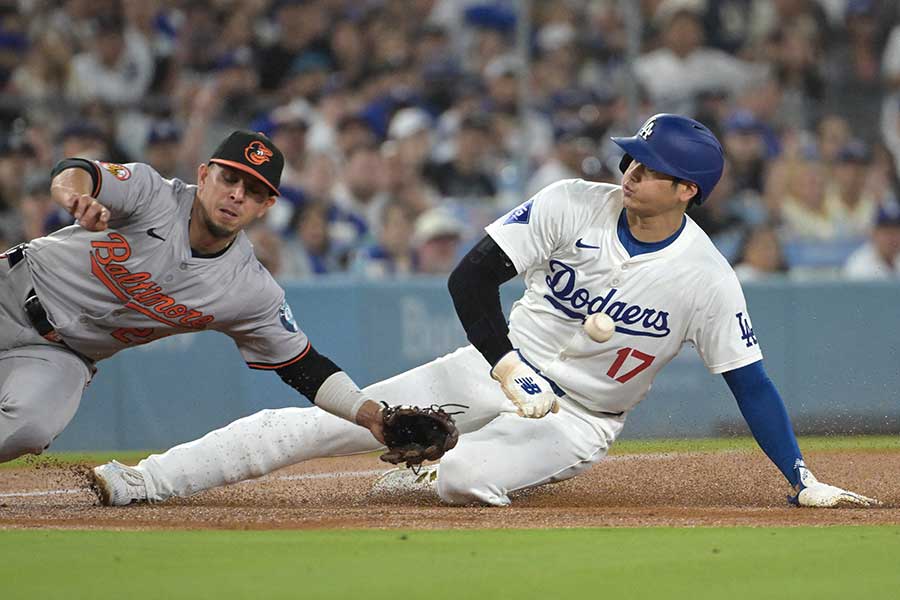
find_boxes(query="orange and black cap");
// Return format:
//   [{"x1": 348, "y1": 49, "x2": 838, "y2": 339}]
[{"x1": 209, "y1": 130, "x2": 283, "y2": 196}]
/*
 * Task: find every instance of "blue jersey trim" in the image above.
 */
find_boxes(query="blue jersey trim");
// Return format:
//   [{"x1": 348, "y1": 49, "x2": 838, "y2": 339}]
[{"x1": 616, "y1": 208, "x2": 686, "y2": 257}]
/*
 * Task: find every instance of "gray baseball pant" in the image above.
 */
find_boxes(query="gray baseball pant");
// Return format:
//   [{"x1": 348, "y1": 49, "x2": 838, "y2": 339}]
[{"x1": 0, "y1": 254, "x2": 92, "y2": 462}]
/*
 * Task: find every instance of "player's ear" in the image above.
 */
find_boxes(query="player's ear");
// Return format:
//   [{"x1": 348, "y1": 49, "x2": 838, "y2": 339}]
[
  {"x1": 677, "y1": 181, "x2": 699, "y2": 205},
  {"x1": 255, "y1": 195, "x2": 277, "y2": 217},
  {"x1": 197, "y1": 163, "x2": 209, "y2": 188}
]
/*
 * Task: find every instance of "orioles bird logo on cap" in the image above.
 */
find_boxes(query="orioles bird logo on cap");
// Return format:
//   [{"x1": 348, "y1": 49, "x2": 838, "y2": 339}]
[{"x1": 244, "y1": 140, "x2": 274, "y2": 166}]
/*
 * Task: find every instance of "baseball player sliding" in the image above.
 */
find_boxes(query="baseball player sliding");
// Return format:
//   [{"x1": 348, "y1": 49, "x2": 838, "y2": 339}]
[
  {"x1": 0, "y1": 131, "x2": 455, "y2": 470},
  {"x1": 93, "y1": 115, "x2": 878, "y2": 509}
]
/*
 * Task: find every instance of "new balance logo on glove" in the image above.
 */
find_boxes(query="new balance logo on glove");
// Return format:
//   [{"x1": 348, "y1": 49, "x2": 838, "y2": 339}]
[
  {"x1": 514, "y1": 377, "x2": 541, "y2": 395},
  {"x1": 491, "y1": 350, "x2": 560, "y2": 418}
]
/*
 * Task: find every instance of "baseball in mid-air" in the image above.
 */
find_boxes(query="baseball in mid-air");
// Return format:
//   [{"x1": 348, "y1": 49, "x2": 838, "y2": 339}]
[{"x1": 583, "y1": 312, "x2": 615, "y2": 343}]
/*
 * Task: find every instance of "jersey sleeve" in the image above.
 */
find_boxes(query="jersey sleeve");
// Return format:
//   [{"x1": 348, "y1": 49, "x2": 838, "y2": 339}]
[
  {"x1": 688, "y1": 270, "x2": 764, "y2": 374},
  {"x1": 225, "y1": 276, "x2": 311, "y2": 370},
  {"x1": 485, "y1": 179, "x2": 596, "y2": 274},
  {"x1": 91, "y1": 161, "x2": 163, "y2": 222}
]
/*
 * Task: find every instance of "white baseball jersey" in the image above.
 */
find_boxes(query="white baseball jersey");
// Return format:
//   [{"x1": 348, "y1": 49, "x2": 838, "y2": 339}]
[
  {"x1": 25, "y1": 161, "x2": 308, "y2": 367},
  {"x1": 486, "y1": 178, "x2": 762, "y2": 415}
]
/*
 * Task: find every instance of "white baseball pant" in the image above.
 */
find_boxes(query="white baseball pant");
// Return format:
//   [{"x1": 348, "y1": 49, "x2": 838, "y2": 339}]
[{"x1": 138, "y1": 345, "x2": 625, "y2": 505}]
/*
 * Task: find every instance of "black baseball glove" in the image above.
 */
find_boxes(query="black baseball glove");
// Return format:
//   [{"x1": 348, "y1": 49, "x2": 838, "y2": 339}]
[{"x1": 379, "y1": 403, "x2": 463, "y2": 468}]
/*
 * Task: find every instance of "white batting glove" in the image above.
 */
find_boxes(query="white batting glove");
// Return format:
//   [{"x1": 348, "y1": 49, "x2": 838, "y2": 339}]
[
  {"x1": 490, "y1": 350, "x2": 560, "y2": 418},
  {"x1": 789, "y1": 462, "x2": 881, "y2": 508}
]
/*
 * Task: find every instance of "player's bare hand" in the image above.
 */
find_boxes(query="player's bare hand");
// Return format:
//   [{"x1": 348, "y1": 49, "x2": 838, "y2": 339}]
[
  {"x1": 355, "y1": 399, "x2": 386, "y2": 444},
  {"x1": 789, "y1": 463, "x2": 881, "y2": 508},
  {"x1": 490, "y1": 350, "x2": 560, "y2": 418},
  {"x1": 69, "y1": 194, "x2": 110, "y2": 231}
]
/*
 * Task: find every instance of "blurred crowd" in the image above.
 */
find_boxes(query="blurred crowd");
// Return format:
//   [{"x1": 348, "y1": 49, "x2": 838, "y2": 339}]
[{"x1": 3, "y1": 0, "x2": 900, "y2": 281}]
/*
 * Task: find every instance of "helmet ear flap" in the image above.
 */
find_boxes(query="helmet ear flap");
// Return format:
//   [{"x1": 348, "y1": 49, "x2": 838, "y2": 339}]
[{"x1": 618, "y1": 153, "x2": 633, "y2": 174}]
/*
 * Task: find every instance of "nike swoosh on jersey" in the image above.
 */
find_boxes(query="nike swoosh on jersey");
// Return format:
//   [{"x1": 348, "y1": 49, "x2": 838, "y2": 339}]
[
  {"x1": 575, "y1": 238, "x2": 601, "y2": 249},
  {"x1": 147, "y1": 228, "x2": 166, "y2": 241}
]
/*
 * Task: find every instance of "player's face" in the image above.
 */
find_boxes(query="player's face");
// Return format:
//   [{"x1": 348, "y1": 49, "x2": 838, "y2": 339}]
[
  {"x1": 620, "y1": 160, "x2": 697, "y2": 217},
  {"x1": 196, "y1": 164, "x2": 276, "y2": 238}
]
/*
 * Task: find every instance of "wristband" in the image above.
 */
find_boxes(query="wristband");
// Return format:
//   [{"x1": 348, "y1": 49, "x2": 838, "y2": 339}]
[{"x1": 313, "y1": 371, "x2": 368, "y2": 423}]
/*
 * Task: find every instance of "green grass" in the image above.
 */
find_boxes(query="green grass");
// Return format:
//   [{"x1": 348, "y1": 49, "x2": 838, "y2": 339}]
[
  {"x1": 0, "y1": 450, "x2": 153, "y2": 469},
  {"x1": 1, "y1": 527, "x2": 898, "y2": 600},
  {"x1": 3, "y1": 435, "x2": 896, "y2": 469}
]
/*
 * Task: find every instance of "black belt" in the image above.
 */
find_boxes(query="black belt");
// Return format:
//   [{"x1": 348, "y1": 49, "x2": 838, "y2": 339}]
[
  {"x1": 3, "y1": 245, "x2": 95, "y2": 370},
  {"x1": 24, "y1": 289, "x2": 61, "y2": 341},
  {"x1": 2, "y1": 244, "x2": 63, "y2": 343},
  {"x1": 3, "y1": 243, "x2": 26, "y2": 269}
]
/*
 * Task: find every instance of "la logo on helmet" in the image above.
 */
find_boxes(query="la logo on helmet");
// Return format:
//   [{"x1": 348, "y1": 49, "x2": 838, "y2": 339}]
[{"x1": 638, "y1": 119, "x2": 655, "y2": 140}]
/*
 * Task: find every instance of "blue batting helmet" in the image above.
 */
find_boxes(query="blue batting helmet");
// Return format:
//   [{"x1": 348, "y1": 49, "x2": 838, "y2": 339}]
[{"x1": 611, "y1": 114, "x2": 724, "y2": 204}]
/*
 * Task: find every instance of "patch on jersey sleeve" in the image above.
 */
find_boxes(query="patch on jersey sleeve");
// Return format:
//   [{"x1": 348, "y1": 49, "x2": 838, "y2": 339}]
[
  {"x1": 735, "y1": 312, "x2": 757, "y2": 347},
  {"x1": 279, "y1": 300, "x2": 299, "y2": 333},
  {"x1": 503, "y1": 199, "x2": 533, "y2": 225},
  {"x1": 100, "y1": 162, "x2": 132, "y2": 181}
]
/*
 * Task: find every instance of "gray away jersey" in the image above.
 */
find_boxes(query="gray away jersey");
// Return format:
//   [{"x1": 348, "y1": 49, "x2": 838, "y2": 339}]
[{"x1": 26, "y1": 161, "x2": 309, "y2": 368}]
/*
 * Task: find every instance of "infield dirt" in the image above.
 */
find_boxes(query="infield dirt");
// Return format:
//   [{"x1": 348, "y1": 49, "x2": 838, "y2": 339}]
[{"x1": 1, "y1": 449, "x2": 898, "y2": 530}]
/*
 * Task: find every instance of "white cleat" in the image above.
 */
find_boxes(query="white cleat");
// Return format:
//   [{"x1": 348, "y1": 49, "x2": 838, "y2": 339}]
[
  {"x1": 371, "y1": 464, "x2": 439, "y2": 496},
  {"x1": 91, "y1": 460, "x2": 150, "y2": 506}
]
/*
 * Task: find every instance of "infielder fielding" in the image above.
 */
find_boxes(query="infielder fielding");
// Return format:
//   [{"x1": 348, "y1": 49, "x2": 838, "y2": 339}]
[
  {"x1": 93, "y1": 115, "x2": 878, "y2": 508},
  {"x1": 0, "y1": 130, "x2": 457, "y2": 473}
]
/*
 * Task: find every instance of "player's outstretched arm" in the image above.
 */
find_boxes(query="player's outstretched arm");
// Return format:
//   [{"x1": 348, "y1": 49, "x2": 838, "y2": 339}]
[
  {"x1": 276, "y1": 345, "x2": 459, "y2": 466},
  {"x1": 723, "y1": 361, "x2": 880, "y2": 508},
  {"x1": 276, "y1": 345, "x2": 383, "y2": 440},
  {"x1": 448, "y1": 235, "x2": 558, "y2": 418}
]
